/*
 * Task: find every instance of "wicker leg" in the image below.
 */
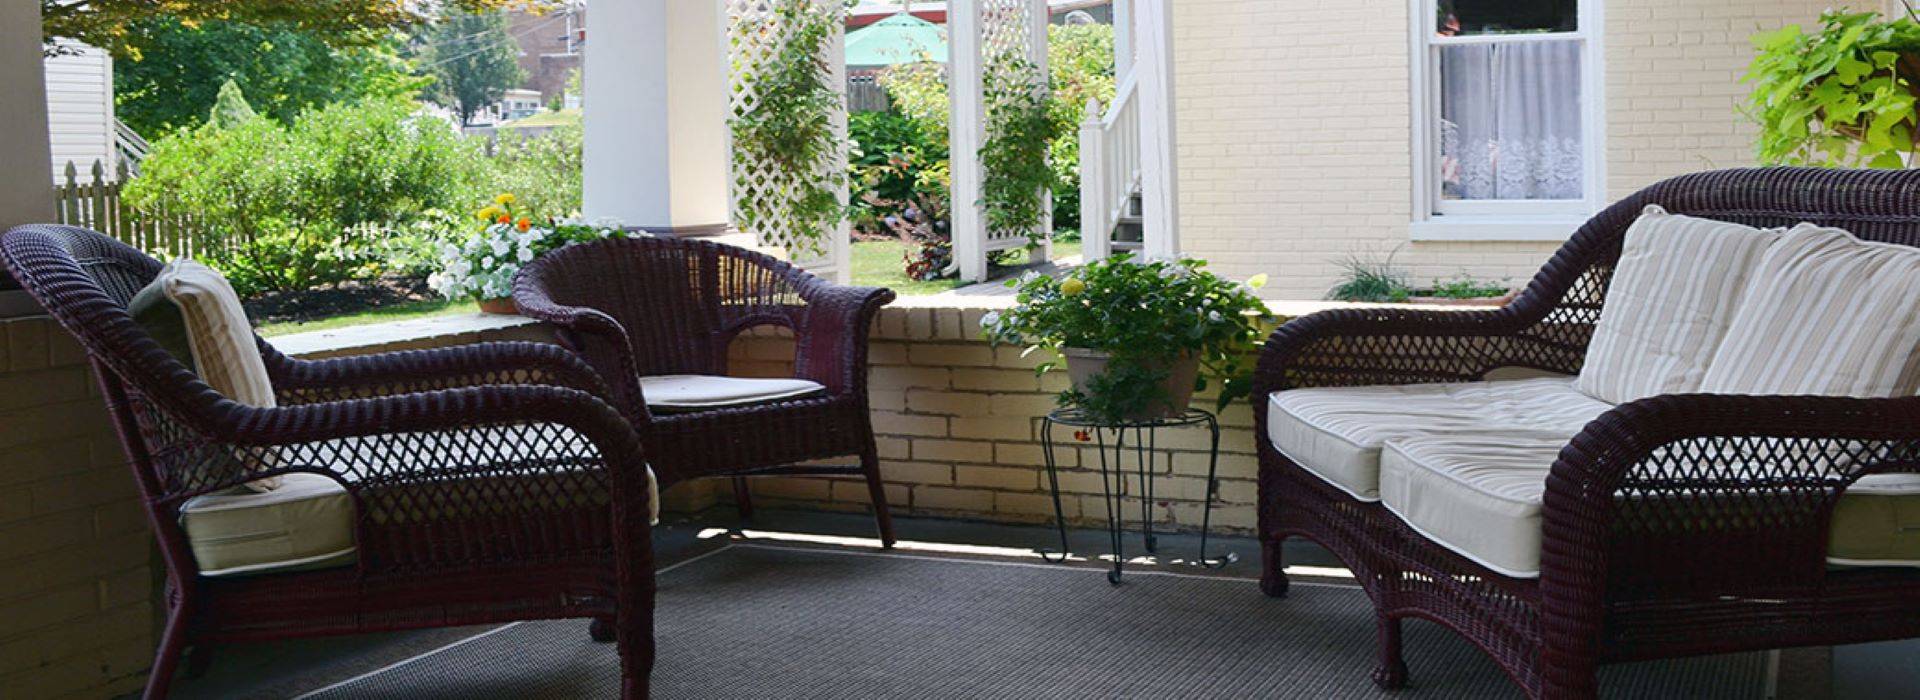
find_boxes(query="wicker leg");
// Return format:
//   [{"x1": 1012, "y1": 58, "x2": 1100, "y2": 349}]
[
  {"x1": 732, "y1": 477, "x2": 755, "y2": 520},
  {"x1": 590, "y1": 616, "x2": 616, "y2": 643},
  {"x1": 144, "y1": 611, "x2": 189, "y2": 699},
  {"x1": 861, "y1": 449, "x2": 897, "y2": 549},
  {"x1": 616, "y1": 596, "x2": 655, "y2": 699},
  {"x1": 1260, "y1": 536, "x2": 1290, "y2": 598},
  {"x1": 1372, "y1": 614, "x2": 1410, "y2": 690}
]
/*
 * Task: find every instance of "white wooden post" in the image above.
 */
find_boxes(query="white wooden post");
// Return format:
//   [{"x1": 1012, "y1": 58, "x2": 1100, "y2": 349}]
[
  {"x1": 1079, "y1": 98, "x2": 1109, "y2": 261},
  {"x1": 1028, "y1": 0, "x2": 1053, "y2": 264},
  {"x1": 1136, "y1": 0, "x2": 1180, "y2": 259},
  {"x1": 1113, "y1": 0, "x2": 1134, "y2": 79},
  {"x1": 950, "y1": 0, "x2": 988, "y2": 282},
  {"x1": 826, "y1": 1, "x2": 853, "y2": 284}
]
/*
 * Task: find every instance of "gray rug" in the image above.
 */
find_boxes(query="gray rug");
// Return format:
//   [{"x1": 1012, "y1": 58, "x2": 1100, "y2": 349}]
[{"x1": 306, "y1": 545, "x2": 1767, "y2": 699}]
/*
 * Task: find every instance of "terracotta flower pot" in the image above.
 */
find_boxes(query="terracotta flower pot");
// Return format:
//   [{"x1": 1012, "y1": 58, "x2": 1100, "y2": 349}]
[
  {"x1": 477, "y1": 297, "x2": 519, "y2": 315},
  {"x1": 1061, "y1": 347, "x2": 1200, "y2": 422}
]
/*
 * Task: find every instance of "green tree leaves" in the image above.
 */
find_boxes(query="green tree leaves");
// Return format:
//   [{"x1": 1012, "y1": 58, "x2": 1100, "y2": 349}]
[
  {"x1": 1743, "y1": 10, "x2": 1920, "y2": 168},
  {"x1": 422, "y1": 8, "x2": 527, "y2": 126}
]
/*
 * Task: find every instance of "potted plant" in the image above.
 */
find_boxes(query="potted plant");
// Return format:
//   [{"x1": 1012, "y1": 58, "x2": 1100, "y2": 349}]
[
  {"x1": 1745, "y1": 9, "x2": 1920, "y2": 168},
  {"x1": 983, "y1": 254, "x2": 1271, "y2": 422},
  {"x1": 429, "y1": 193, "x2": 632, "y2": 313}
]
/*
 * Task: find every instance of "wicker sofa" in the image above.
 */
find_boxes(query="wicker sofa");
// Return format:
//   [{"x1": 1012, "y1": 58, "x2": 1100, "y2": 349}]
[{"x1": 1252, "y1": 168, "x2": 1920, "y2": 698}]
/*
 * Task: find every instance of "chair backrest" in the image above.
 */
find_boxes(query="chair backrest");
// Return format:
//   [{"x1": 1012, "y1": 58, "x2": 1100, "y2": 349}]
[
  {"x1": 1511, "y1": 167, "x2": 1920, "y2": 374},
  {"x1": 520, "y1": 235, "x2": 814, "y2": 382}
]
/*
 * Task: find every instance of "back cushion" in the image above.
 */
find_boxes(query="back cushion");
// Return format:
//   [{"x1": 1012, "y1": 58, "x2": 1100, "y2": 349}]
[
  {"x1": 1575, "y1": 206, "x2": 1782, "y2": 404},
  {"x1": 1701, "y1": 223, "x2": 1920, "y2": 397}
]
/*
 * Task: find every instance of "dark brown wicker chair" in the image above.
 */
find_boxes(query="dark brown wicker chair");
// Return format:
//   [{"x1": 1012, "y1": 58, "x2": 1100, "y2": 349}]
[
  {"x1": 514, "y1": 236, "x2": 898, "y2": 545},
  {"x1": 1, "y1": 225, "x2": 656, "y2": 699},
  {"x1": 1252, "y1": 168, "x2": 1920, "y2": 698}
]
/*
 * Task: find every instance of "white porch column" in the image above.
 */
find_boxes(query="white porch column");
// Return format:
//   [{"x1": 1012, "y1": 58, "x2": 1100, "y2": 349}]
[
  {"x1": 582, "y1": 0, "x2": 730, "y2": 235},
  {"x1": 949, "y1": 0, "x2": 987, "y2": 281},
  {"x1": 2, "y1": 0, "x2": 54, "y2": 310},
  {"x1": 1136, "y1": 0, "x2": 1179, "y2": 259},
  {"x1": 1112, "y1": 0, "x2": 1133, "y2": 79}
]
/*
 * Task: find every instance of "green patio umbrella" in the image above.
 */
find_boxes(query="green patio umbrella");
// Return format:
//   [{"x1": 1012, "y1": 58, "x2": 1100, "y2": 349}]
[{"x1": 844, "y1": 13, "x2": 947, "y2": 67}]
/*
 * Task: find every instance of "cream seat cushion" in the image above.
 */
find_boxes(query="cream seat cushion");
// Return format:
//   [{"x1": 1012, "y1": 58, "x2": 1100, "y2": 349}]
[
  {"x1": 1379, "y1": 437, "x2": 1920, "y2": 578},
  {"x1": 1575, "y1": 206, "x2": 1782, "y2": 404},
  {"x1": 1701, "y1": 222, "x2": 1920, "y2": 397},
  {"x1": 1266, "y1": 377, "x2": 1611, "y2": 501},
  {"x1": 640, "y1": 374, "x2": 826, "y2": 411}
]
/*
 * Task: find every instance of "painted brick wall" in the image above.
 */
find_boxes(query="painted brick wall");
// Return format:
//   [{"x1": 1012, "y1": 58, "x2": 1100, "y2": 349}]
[
  {"x1": 1170, "y1": 0, "x2": 1832, "y2": 298},
  {"x1": 729, "y1": 305, "x2": 1267, "y2": 536}
]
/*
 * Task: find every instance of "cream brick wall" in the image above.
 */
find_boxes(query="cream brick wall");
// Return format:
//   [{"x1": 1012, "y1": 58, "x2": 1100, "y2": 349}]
[{"x1": 1170, "y1": 0, "x2": 1831, "y2": 299}]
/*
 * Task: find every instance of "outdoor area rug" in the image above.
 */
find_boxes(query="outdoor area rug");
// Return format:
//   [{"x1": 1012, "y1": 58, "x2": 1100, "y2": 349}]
[{"x1": 303, "y1": 544, "x2": 1768, "y2": 699}]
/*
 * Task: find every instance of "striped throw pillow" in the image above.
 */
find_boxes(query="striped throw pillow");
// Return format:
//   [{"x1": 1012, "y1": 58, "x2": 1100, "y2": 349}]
[
  {"x1": 1574, "y1": 206, "x2": 1782, "y2": 404},
  {"x1": 141, "y1": 259, "x2": 282, "y2": 491},
  {"x1": 1700, "y1": 223, "x2": 1920, "y2": 397}
]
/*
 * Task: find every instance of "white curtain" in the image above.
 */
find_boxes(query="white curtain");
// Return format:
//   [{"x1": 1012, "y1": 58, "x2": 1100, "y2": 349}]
[{"x1": 1439, "y1": 40, "x2": 1583, "y2": 201}]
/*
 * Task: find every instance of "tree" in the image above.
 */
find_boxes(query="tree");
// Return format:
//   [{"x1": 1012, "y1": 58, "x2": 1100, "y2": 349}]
[
  {"x1": 41, "y1": 0, "x2": 544, "y2": 59},
  {"x1": 112, "y1": 16, "x2": 426, "y2": 135},
  {"x1": 423, "y1": 9, "x2": 527, "y2": 126},
  {"x1": 206, "y1": 80, "x2": 258, "y2": 129}
]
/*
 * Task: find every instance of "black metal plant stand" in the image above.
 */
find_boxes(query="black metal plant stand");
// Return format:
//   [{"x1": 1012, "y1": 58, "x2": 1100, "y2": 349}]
[{"x1": 1038, "y1": 407, "x2": 1235, "y2": 584}]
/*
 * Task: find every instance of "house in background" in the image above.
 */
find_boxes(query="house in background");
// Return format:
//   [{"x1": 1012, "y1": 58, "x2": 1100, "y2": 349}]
[
  {"x1": 42, "y1": 40, "x2": 126, "y2": 182},
  {"x1": 506, "y1": 0, "x2": 583, "y2": 109}
]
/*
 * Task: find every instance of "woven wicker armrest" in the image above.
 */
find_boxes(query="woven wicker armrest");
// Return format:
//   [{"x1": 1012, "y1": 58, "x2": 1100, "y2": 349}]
[
  {"x1": 263, "y1": 341, "x2": 617, "y2": 406},
  {"x1": 789, "y1": 281, "x2": 895, "y2": 396},
  {"x1": 1253, "y1": 306, "x2": 1534, "y2": 394}
]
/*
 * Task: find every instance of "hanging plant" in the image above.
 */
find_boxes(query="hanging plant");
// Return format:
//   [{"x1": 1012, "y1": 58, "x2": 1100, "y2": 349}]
[
  {"x1": 980, "y1": 50, "x2": 1059, "y2": 246},
  {"x1": 729, "y1": 0, "x2": 847, "y2": 257},
  {"x1": 1744, "y1": 9, "x2": 1920, "y2": 168}
]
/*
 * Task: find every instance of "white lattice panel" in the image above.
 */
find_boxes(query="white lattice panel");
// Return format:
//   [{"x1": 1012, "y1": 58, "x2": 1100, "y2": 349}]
[
  {"x1": 725, "y1": 0, "x2": 851, "y2": 282},
  {"x1": 980, "y1": 0, "x2": 1045, "y2": 249}
]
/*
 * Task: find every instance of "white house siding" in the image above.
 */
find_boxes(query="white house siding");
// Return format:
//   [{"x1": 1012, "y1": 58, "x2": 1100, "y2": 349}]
[
  {"x1": 43, "y1": 41, "x2": 115, "y2": 183},
  {"x1": 1171, "y1": 0, "x2": 1833, "y2": 299}
]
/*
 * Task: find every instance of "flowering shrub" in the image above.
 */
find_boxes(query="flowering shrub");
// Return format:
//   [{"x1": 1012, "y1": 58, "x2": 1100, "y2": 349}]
[
  {"x1": 429, "y1": 194, "x2": 633, "y2": 301},
  {"x1": 983, "y1": 254, "x2": 1270, "y2": 419}
]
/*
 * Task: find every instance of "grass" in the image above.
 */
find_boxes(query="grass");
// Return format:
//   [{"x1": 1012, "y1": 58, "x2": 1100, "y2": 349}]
[
  {"x1": 253, "y1": 238, "x2": 1084, "y2": 335},
  {"x1": 256, "y1": 298, "x2": 477, "y2": 337}
]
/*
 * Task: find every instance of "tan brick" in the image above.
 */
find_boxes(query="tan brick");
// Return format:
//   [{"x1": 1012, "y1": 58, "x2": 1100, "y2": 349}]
[
  {"x1": 868, "y1": 341, "x2": 909, "y2": 365},
  {"x1": 904, "y1": 390, "x2": 991, "y2": 416},
  {"x1": 912, "y1": 486, "x2": 995, "y2": 512},
  {"x1": 994, "y1": 441, "x2": 1077, "y2": 468},
  {"x1": 750, "y1": 478, "x2": 831, "y2": 501},
  {"x1": 912, "y1": 439, "x2": 994, "y2": 463},
  {"x1": 870, "y1": 411, "x2": 947, "y2": 437},
  {"x1": 874, "y1": 436, "x2": 912, "y2": 460},
  {"x1": 903, "y1": 308, "x2": 936, "y2": 339},
  {"x1": 870, "y1": 366, "x2": 951, "y2": 391},
  {"x1": 878, "y1": 460, "x2": 954, "y2": 485},
  {"x1": 992, "y1": 345, "x2": 1051, "y2": 370},
  {"x1": 907, "y1": 343, "x2": 995, "y2": 367},
  {"x1": 955, "y1": 465, "x2": 1039, "y2": 491},
  {"x1": 867, "y1": 387, "x2": 907, "y2": 411},
  {"x1": 952, "y1": 368, "x2": 1041, "y2": 392},
  {"x1": 933, "y1": 308, "x2": 964, "y2": 339},
  {"x1": 6, "y1": 319, "x2": 49, "y2": 372},
  {"x1": 988, "y1": 392, "x2": 1060, "y2": 417},
  {"x1": 949, "y1": 416, "x2": 1035, "y2": 441},
  {"x1": 830, "y1": 480, "x2": 909, "y2": 508}
]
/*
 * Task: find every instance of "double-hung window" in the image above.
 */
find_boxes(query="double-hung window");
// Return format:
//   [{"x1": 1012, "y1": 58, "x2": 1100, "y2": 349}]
[{"x1": 1410, "y1": 0, "x2": 1603, "y2": 240}]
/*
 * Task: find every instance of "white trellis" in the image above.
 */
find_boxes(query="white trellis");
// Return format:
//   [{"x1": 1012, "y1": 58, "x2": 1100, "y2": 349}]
[
  {"x1": 950, "y1": 0, "x2": 1052, "y2": 282},
  {"x1": 724, "y1": 0, "x2": 852, "y2": 284}
]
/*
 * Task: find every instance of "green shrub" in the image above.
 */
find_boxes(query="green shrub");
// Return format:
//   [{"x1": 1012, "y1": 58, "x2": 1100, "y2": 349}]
[
  {"x1": 1326, "y1": 250, "x2": 1412, "y2": 303},
  {"x1": 481, "y1": 125, "x2": 585, "y2": 219}
]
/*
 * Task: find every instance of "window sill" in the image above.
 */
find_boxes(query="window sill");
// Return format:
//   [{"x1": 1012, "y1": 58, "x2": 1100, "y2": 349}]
[{"x1": 1408, "y1": 216, "x2": 1587, "y2": 242}]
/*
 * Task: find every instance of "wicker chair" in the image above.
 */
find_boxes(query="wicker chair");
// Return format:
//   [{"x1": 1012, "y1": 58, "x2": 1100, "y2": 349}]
[
  {"x1": 1, "y1": 225, "x2": 656, "y2": 699},
  {"x1": 1252, "y1": 168, "x2": 1920, "y2": 698},
  {"x1": 514, "y1": 236, "x2": 898, "y2": 545}
]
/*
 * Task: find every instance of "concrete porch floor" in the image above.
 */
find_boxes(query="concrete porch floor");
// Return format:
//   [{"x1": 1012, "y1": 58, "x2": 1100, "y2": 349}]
[{"x1": 149, "y1": 507, "x2": 1841, "y2": 699}]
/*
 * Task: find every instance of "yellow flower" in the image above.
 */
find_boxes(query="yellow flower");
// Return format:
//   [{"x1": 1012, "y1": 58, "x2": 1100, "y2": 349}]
[
  {"x1": 1060, "y1": 278, "x2": 1086, "y2": 296},
  {"x1": 1246, "y1": 273, "x2": 1269, "y2": 290},
  {"x1": 494, "y1": 193, "x2": 516, "y2": 206},
  {"x1": 477, "y1": 205, "x2": 502, "y2": 221}
]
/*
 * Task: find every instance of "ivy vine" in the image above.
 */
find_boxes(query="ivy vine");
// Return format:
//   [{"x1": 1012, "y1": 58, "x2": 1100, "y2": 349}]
[
  {"x1": 729, "y1": 0, "x2": 847, "y2": 257},
  {"x1": 980, "y1": 51, "x2": 1059, "y2": 246},
  {"x1": 1744, "y1": 9, "x2": 1920, "y2": 168}
]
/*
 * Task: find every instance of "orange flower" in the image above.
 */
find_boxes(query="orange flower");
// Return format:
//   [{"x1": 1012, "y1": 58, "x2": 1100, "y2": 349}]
[
  {"x1": 496, "y1": 215, "x2": 511, "y2": 225},
  {"x1": 515, "y1": 217, "x2": 532, "y2": 232}
]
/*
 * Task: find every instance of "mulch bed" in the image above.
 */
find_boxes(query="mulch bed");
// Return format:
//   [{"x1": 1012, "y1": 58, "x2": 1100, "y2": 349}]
[{"x1": 244, "y1": 276, "x2": 437, "y2": 326}]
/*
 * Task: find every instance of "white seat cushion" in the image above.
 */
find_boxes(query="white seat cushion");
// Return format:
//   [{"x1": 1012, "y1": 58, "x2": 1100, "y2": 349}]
[
  {"x1": 1575, "y1": 206, "x2": 1782, "y2": 404},
  {"x1": 640, "y1": 374, "x2": 826, "y2": 411},
  {"x1": 181, "y1": 473, "x2": 355, "y2": 577},
  {"x1": 1266, "y1": 377, "x2": 1610, "y2": 501},
  {"x1": 1701, "y1": 222, "x2": 1920, "y2": 397},
  {"x1": 1379, "y1": 437, "x2": 1920, "y2": 578}
]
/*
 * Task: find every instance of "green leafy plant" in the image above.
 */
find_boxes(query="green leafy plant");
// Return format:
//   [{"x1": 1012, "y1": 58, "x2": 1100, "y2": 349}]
[
  {"x1": 983, "y1": 255, "x2": 1270, "y2": 422},
  {"x1": 1744, "y1": 9, "x2": 1920, "y2": 168},
  {"x1": 1326, "y1": 249, "x2": 1412, "y2": 302},
  {"x1": 980, "y1": 51, "x2": 1059, "y2": 246},
  {"x1": 729, "y1": 0, "x2": 848, "y2": 258},
  {"x1": 430, "y1": 193, "x2": 631, "y2": 301},
  {"x1": 1426, "y1": 272, "x2": 1510, "y2": 299}
]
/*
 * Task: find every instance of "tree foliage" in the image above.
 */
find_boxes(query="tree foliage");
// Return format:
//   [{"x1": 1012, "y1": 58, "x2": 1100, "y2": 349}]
[
  {"x1": 1744, "y1": 10, "x2": 1920, "y2": 168},
  {"x1": 41, "y1": 0, "x2": 545, "y2": 59},
  {"x1": 112, "y1": 15, "x2": 424, "y2": 135},
  {"x1": 424, "y1": 8, "x2": 527, "y2": 126}
]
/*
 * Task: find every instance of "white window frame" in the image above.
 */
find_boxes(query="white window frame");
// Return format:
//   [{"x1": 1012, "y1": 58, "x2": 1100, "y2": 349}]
[{"x1": 1408, "y1": 0, "x2": 1605, "y2": 242}]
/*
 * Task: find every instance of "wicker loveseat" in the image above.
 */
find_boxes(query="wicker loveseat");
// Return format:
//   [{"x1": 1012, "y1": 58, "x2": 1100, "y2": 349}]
[
  {"x1": 1, "y1": 225, "x2": 657, "y2": 698},
  {"x1": 1252, "y1": 168, "x2": 1920, "y2": 698}
]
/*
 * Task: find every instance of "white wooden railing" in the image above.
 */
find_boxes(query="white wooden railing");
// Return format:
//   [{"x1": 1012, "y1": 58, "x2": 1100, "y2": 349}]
[{"x1": 1078, "y1": 72, "x2": 1139, "y2": 261}]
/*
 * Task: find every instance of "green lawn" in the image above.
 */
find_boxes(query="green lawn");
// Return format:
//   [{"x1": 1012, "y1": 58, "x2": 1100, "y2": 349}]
[{"x1": 255, "y1": 238, "x2": 1081, "y2": 336}]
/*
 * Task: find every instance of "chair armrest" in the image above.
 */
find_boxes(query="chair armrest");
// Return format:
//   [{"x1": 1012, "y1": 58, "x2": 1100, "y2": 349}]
[
  {"x1": 262, "y1": 340, "x2": 616, "y2": 406},
  {"x1": 790, "y1": 281, "x2": 896, "y2": 396},
  {"x1": 1253, "y1": 306, "x2": 1530, "y2": 395},
  {"x1": 1538, "y1": 393, "x2": 1920, "y2": 635}
]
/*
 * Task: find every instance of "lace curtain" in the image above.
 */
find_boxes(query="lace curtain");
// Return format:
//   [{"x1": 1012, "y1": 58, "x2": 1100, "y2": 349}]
[{"x1": 1439, "y1": 40, "x2": 1583, "y2": 201}]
